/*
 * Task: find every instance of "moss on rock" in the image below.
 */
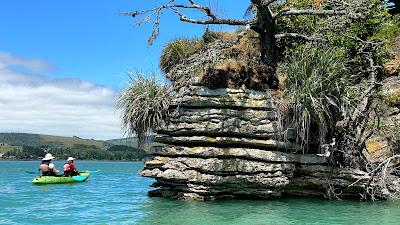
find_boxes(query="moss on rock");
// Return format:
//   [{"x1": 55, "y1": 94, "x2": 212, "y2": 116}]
[{"x1": 385, "y1": 90, "x2": 400, "y2": 106}]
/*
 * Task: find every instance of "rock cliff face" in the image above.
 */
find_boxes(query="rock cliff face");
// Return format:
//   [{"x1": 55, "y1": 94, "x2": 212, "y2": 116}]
[
  {"x1": 139, "y1": 86, "x2": 392, "y2": 200},
  {"x1": 365, "y1": 76, "x2": 400, "y2": 162}
]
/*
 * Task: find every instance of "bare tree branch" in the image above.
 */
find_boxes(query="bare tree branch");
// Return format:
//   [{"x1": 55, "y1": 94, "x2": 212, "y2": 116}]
[
  {"x1": 173, "y1": 8, "x2": 250, "y2": 25},
  {"x1": 123, "y1": 2, "x2": 250, "y2": 26},
  {"x1": 183, "y1": 0, "x2": 217, "y2": 20},
  {"x1": 274, "y1": 9, "x2": 347, "y2": 18},
  {"x1": 275, "y1": 33, "x2": 326, "y2": 42},
  {"x1": 123, "y1": 4, "x2": 213, "y2": 18}
]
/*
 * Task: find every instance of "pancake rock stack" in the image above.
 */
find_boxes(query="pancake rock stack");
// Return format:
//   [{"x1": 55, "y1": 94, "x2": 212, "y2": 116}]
[{"x1": 139, "y1": 85, "x2": 392, "y2": 200}]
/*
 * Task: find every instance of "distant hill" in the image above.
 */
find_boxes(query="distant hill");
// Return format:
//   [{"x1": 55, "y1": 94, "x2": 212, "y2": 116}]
[
  {"x1": 0, "y1": 133, "x2": 108, "y2": 149},
  {"x1": 106, "y1": 135, "x2": 157, "y2": 152},
  {"x1": 0, "y1": 133, "x2": 154, "y2": 161}
]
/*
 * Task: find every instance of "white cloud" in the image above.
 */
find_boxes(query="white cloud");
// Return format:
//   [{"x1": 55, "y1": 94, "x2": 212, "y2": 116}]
[
  {"x1": 0, "y1": 51, "x2": 55, "y2": 72},
  {"x1": 0, "y1": 51, "x2": 123, "y2": 140}
]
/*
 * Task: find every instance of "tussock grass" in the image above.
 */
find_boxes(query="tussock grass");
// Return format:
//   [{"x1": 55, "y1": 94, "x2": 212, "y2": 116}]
[
  {"x1": 159, "y1": 31, "x2": 238, "y2": 75},
  {"x1": 160, "y1": 38, "x2": 203, "y2": 74},
  {"x1": 118, "y1": 73, "x2": 172, "y2": 147},
  {"x1": 282, "y1": 46, "x2": 348, "y2": 151},
  {"x1": 203, "y1": 29, "x2": 238, "y2": 44}
]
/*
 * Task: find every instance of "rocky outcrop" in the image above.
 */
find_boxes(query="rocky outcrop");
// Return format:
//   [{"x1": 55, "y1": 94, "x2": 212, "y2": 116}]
[
  {"x1": 384, "y1": 59, "x2": 400, "y2": 76},
  {"x1": 142, "y1": 144, "x2": 379, "y2": 200},
  {"x1": 141, "y1": 85, "x2": 400, "y2": 200},
  {"x1": 161, "y1": 86, "x2": 282, "y2": 139},
  {"x1": 364, "y1": 76, "x2": 400, "y2": 162}
]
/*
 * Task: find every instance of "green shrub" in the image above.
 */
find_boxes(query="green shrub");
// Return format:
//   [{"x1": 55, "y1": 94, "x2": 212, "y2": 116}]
[
  {"x1": 117, "y1": 73, "x2": 172, "y2": 147},
  {"x1": 282, "y1": 46, "x2": 347, "y2": 151},
  {"x1": 372, "y1": 14, "x2": 400, "y2": 57},
  {"x1": 385, "y1": 90, "x2": 400, "y2": 106},
  {"x1": 159, "y1": 38, "x2": 203, "y2": 74},
  {"x1": 202, "y1": 26, "x2": 220, "y2": 43}
]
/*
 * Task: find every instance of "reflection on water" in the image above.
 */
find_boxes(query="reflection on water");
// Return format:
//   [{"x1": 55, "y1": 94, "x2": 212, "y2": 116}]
[
  {"x1": 138, "y1": 197, "x2": 400, "y2": 225},
  {"x1": 1, "y1": 160, "x2": 400, "y2": 225}
]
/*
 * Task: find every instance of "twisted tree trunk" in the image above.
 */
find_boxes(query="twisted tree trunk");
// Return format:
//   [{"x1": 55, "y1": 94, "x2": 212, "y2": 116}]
[
  {"x1": 251, "y1": 4, "x2": 278, "y2": 87},
  {"x1": 253, "y1": 5, "x2": 276, "y2": 66}
]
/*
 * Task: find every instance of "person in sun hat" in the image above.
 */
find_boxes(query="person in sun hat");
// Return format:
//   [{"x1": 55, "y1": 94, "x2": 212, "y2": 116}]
[
  {"x1": 63, "y1": 156, "x2": 79, "y2": 176},
  {"x1": 39, "y1": 153, "x2": 59, "y2": 176}
]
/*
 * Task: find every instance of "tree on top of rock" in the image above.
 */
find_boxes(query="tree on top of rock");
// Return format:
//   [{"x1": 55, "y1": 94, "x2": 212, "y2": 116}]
[{"x1": 123, "y1": 0, "x2": 382, "y2": 88}]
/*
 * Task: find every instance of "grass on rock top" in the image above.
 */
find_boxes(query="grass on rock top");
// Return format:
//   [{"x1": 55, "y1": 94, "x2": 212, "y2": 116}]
[
  {"x1": 160, "y1": 30, "x2": 274, "y2": 90},
  {"x1": 160, "y1": 38, "x2": 204, "y2": 74}
]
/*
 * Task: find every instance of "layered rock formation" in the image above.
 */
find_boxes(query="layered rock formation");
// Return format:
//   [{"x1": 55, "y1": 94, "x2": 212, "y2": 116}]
[
  {"x1": 139, "y1": 86, "x2": 396, "y2": 200},
  {"x1": 364, "y1": 76, "x2": 400, "y2": 162}
]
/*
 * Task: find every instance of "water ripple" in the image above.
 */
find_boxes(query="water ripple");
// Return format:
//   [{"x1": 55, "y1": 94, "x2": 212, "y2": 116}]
[{"x1": 1, "y1": 161, "x2": 400, "y2": 225}]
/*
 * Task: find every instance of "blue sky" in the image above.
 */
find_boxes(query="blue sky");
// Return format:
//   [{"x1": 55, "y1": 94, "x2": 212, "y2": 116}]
[
  {"x1": 0, "y1": 0, "x2": 250, "y2": 139},
  {"x1": 0, "y1": 0, "x2": 250, "y2": 88}
]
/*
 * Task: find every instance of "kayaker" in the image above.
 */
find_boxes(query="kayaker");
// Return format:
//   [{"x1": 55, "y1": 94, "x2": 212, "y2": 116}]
[
  {"x1": 39, "y1": 153, "x2": 59, "y2": 176},
  {"x1": 64, "y1": 157, "x2": 79, "y2": 176}
]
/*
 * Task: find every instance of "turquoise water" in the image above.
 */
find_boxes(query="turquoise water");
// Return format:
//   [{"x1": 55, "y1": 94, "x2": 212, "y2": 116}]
[{"x1": 1, "y1": 161, "x2": 400, "y2": 225}]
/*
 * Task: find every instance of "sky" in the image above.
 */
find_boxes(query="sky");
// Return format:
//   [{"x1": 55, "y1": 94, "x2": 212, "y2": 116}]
[{"x1": 0, "y1": 0, "x2": 249, "y2": 140}]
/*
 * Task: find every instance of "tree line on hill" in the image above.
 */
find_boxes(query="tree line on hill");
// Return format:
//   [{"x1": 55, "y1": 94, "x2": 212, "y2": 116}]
[
  {"x1": 2, "y1": 144, "x2": 150, "y2": 161},
  {"x1": 0, "y1": 133, "x2": 152, "y2": 161}
]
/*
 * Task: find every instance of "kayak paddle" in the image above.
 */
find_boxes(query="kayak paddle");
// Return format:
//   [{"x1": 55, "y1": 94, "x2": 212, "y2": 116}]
[
  {"x1": 81, "y1": 170, "x2": 99, "y2": 173},
  {"x1": 25, "y1": 171, "x2": 38, "y2": 174}
]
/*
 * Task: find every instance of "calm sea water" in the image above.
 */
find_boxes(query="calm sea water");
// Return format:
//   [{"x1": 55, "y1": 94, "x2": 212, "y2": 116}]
[{"x1": 1, "y1": 160, "x2": 400, "y2": 225}]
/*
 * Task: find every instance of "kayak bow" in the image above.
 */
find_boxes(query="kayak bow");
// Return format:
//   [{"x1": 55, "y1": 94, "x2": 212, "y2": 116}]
[{"x1": 32, "y1": 172, "x2": 90, "y2": 184}]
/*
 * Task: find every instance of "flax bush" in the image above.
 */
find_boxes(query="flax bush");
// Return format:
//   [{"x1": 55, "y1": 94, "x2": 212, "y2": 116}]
[
  {"x1": 118, "y1": 73, "x2": 172, "y2": 147},
  {"x1": 282, "y1": 46, "x2": 349, "y2": 151}
]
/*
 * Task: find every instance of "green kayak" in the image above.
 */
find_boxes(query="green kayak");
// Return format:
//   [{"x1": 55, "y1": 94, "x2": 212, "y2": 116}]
[{"x1": 32, "y1": 172, "x2": 90, "y2": 184}]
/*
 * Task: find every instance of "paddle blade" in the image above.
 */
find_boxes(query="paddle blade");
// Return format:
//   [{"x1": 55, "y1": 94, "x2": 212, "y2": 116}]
[
  {"x1": 26, "y1": 171, "x2": 38, "y2": 174},
  {"x1": 72, "y1": 175, "x2": 87, "y2": 182},
  {"x1": 81, "y1": 170, "x2": 99, "y2": 173}
]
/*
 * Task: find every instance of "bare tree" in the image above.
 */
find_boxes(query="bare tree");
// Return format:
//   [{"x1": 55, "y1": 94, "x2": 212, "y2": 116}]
[{"x1": 122, "y1": 0, "x2": 355, "y2": 82}]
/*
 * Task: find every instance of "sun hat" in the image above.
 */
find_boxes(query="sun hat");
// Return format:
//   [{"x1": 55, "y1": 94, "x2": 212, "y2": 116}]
[
  {"x1": 67, "y1": 157, "x2": 75, "y2": 161},
  {"x1": 43, "y1": 153, "x2": 55, "y2": 160}
]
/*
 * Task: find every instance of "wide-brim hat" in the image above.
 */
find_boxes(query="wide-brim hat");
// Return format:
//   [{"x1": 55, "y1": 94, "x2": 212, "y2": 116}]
[
  {"x1": 43, "y1": 153, "x2": 55, "y2": 160},
  {"x1": 67, "y1": 157, "x2": 75, "y2": 161}
]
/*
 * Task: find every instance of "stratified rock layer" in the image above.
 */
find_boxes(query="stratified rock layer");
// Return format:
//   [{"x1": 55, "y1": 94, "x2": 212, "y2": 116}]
[
  {"x1": 141, "y1": 86, "x2": 398, "y2": 200},
  {"x1": 141, "y1": 146, "x2": 372, "y2": 200}
]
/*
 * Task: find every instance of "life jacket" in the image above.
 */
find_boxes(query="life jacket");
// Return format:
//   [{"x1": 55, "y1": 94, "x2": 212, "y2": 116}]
[
  {"x1": 64, "y1": 163, "x2": 70, "y2": 171},
  {"x1": 64, "y1": 163, "x2": 70, "y2": 176},
  {"x1": 64, "y1": 162, "x2": 78, "y2": 176},
  {"x1": 39, "y1": 162, "x2": 56, "y2": 176}
]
